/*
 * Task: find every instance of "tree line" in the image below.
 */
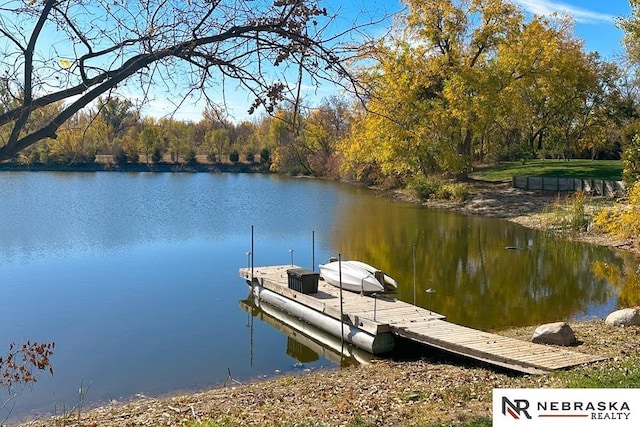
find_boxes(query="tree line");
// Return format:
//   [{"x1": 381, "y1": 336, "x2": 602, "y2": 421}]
[{"x1": 2, "y1": 0, "x2": 640, "y2": 186}]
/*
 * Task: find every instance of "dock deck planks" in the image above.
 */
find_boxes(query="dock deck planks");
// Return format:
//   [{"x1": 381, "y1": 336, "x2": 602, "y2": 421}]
[{"x1": 240, "y1": 265, "x2": 606, "y2": 375}]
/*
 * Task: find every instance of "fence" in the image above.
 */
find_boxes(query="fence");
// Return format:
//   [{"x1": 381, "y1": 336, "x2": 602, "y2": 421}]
[{"x1": 512, "y1": 176, "x2": 626, "y2": 197}]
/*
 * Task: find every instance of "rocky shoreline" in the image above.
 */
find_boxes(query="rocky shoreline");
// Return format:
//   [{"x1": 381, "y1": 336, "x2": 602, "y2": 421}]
[{"x1": 15, "y1": 180, "x2": 640, "y2": 427}]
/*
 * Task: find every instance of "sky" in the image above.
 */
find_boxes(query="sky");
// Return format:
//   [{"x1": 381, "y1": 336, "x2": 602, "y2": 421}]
[
  {"x1": 136, "y1": 0, "x2": 633, "y2": 122},
  {"x1": 13, "y1": 0, "x2": 630, "y2": 122},
  {"x1": 159, "y1": 0, "x2": 633, "y2": 122},
  {"x1": 510, "y1": 0, "x2": 630, "y2": 58}
]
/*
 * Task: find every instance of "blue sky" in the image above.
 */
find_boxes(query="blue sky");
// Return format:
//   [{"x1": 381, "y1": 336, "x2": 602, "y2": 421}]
[
  {"x1": 510, "y1": 0, "x2": 630, "y2": 58},
  {"x1": 343, "y1": 0, "x2": 631, "y2": 58},
  {"x1": 142, "y1": 0, "x2": 633, "y2": 121}
]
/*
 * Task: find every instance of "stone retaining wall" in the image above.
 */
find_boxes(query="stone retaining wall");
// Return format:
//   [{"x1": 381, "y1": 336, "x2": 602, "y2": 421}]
[{"x1": 512, "y1": 176, "x2": 626, "y2": 197}]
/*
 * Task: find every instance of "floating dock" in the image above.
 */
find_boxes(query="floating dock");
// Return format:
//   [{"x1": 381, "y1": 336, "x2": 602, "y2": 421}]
[{"x1": 239, "y1": 265, "x2": 605, "y2": 375}]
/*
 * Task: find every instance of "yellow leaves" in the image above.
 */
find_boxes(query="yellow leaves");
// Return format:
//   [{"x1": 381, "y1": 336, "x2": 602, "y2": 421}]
[
  {"x1": 630, "y1": 181, "x2": 640, "y2": 205},
  {"x1": 594, "y1": 182, "x2": 640, "y2": 238},
  {"x1": 592, "y1": 259, "x2": 640, "y2": 309},
  {"x1": 58, "y1": 59, "x2": 72, "y2": 68}
]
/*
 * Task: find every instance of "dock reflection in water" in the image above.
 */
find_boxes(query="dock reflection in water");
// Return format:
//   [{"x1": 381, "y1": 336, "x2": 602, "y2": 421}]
[{"x1": 240, "y1": 293, "x2": 372, "y2": 368}]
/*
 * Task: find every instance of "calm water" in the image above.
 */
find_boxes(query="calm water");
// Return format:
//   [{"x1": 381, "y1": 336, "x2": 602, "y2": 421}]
[{"x1": 1, "y1": 172, "x2": 638, "y2": 421}]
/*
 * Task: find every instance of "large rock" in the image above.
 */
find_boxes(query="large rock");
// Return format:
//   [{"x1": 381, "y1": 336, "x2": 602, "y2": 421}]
[
  {"x1": 531, "y1": 322, "x2": 577, "y2": 346},
  {"x1": 605, "y1": 308, "x2": 640, "y2": 327}
]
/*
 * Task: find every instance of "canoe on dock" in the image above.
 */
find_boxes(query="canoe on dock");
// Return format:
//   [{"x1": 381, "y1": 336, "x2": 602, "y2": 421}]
[
  {"x1": 318, "y1": 261, "x2": 384, "y2": 294},
  {"x1": 319, "y1": 260, "x2": 398, "y2": 293}
]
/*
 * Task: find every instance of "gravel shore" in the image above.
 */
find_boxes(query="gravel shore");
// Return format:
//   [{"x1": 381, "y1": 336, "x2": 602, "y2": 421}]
[{"x1": 20, "y1": 321, "x2": 639, "y2": 427}]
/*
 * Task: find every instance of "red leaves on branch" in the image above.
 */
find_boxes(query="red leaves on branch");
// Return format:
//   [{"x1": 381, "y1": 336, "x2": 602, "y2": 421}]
[{"x1": 1, "y1": 341, "x2": 55, "y2": 391}]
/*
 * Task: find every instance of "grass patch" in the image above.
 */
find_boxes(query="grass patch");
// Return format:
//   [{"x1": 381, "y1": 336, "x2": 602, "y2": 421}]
[
  {"x1": 552, "y1": 354, "x2": 640, "y2": 388},
  {"x1": 472, "y1": 160, "x2": 623, "y2": 182},
  {"x1": 546, "y1": 192, "x2": 590, "y2": 234}
]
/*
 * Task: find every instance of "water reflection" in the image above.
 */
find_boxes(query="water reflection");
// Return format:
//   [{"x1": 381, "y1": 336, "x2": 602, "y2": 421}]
[
  {"x1": 330, "y1": 194, "x2": 638, "y2": 330},
  {"x1": 1, "y1": 172, "x2": 638, "y2": 421},
  {"x1": 239, "y1": 294, "x2": 369, "y2": 367},
  {"x1": 593, "y1": 259, "x2": 640, "y2": 308}
]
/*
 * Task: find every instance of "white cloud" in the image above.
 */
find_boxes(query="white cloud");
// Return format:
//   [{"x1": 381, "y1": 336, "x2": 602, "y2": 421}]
[{"x1": 511, "y1": 0, "x2": 616, "y2": 23}]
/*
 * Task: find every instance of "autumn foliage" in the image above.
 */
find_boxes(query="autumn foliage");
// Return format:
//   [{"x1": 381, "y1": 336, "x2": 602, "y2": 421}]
[{"x1": 594, "y1": 181, "x2": 640, "y2": 238}]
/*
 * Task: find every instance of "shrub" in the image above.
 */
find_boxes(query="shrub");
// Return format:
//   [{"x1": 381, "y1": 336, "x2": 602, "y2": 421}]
[
  {"x1": 113, "y1": 147, "x2": 128, "y2": 164},
  {"x1": 407, "y1": 175, "x2": 471, "y2": 202},
  {"x1": 594, "y1": 181, "x2": 640, "y2": 238},
  {"x1": 151, "y1": 147, "x2": 163, "y2": 164},
  {"x1": 623, "y1": 134, "x2": 640, "y2": 186},
  {"x1": 184, "y1": 149, "x2": 198, "y2": 166},
  {"x1": 1, "y1": 341, "x2": 55, "y2": 421},
  {"x1": 497, "y1": 142, "x2": 535, "y2": 163},
  {"x1": 229, "y1": 150, "x2": 239, "y2": 163},
  {"x1": 260, "y1": 148, "x2": 270, "y2": 163},
  {"x1": 550, "y1": 192, "x2": 590, "y2": 234},
  {"x1": 408, "y1": 175, "x2": 439, "y2": 199},
  {"x1": 435, "y1": 181, "x2": 472, "y2": 202}
]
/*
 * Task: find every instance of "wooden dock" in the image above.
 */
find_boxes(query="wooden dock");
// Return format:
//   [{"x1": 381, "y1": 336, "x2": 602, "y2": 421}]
[{"x1": 239, "y1": 265, "x2": 606, "y2": 375}]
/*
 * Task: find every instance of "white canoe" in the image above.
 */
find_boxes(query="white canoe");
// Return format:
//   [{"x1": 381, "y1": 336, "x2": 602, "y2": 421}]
[
  {"x1": 344, "y1": 260, "x2": 398, "y2": 291},
  {"x1": 318, "y1": 261, "x2": 385, "y2": 294}
]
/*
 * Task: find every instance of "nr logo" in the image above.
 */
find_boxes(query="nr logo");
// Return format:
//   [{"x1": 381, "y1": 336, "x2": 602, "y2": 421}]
[{"x1": 502, "y1": 397, "x2": 532, "y2": 420}]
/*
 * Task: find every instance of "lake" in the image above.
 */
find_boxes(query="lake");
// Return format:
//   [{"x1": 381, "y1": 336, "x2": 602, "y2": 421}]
[{"x1": 0, "y1": 172, "x2": 637, "y2": 422}]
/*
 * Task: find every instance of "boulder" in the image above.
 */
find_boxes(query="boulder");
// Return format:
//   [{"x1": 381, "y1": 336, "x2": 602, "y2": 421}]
[
  {"x1": 605, "y1": 308, "x2": 640, "y2": 327},
  {"x1": 531, "y1": 322, "x2": 577, "y2": 346}
]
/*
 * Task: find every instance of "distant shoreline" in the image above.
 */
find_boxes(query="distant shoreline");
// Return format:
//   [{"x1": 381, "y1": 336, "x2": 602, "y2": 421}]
[
  {"x1": 0, "y1": 161, "x2": 268, "y2": 173},
  {"x1": 3, "y1": 163, "x2": 637, "y2": 254}
]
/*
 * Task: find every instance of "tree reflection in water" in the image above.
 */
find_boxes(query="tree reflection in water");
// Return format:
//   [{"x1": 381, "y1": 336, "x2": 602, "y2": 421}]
[{"x1": 329, "y1": 191, "x2": 638, "y2": 330}]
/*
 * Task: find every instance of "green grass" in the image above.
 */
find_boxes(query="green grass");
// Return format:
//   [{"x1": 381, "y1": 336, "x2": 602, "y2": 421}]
[
  {"x1": 552, "y1": 354, "x2": 640, "y2": 389},
  {"x1": 472, "y1": 160, "x2": 623, "y2": 182}
]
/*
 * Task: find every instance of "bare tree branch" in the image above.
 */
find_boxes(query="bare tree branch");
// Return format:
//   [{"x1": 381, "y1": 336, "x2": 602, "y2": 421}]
[{"x1": 0, "y1": 0, "x2": 385, "y2": 161}]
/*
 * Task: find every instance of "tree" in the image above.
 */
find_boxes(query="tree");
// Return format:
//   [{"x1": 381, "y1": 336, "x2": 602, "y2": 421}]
[
  {"x1": 341, "y1": 0, "x2": 611, "y2": 184},
  {"x1": 0, "y1": 0, "x2": 367, "y2": 162},
  {"x1": 623, "y1": 134, "x2": 640, "y2": 184},
  {"x1": 161, "y1": 119, "x2": 195, "y2": 163},
  {"x1": 266, "y1": 109, "x2": 307, "y2": 173},
  {"x1": 342, "y1": 0, "x2": 524, "y2": 182},
  {"x1": 96, "y1": 97, "x2": 139, "y2": 145},
  {"x1": 617, "y1": 1, "x2": 640, "y2": 182},
  {"x1": 492, "y1": 18, "x2": 608, "y2": 160},
  {"x1": 138, "y1": 120, "x2": 163, "y2": 163},
  {"x1": 303, "y1": 96, "x2": 350, "y2": 177},
  {"x1": 204, "y1": 128, "x2": 231, "y2": 162},
  {"x1": 620, "y1": 0, "x2": 640, "y2": 65}
]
